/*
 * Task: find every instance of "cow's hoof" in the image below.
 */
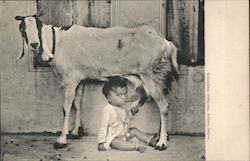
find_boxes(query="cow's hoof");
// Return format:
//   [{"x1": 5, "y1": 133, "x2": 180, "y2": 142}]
[
  {"x1": 166, "y1": 132, "x2": 169, "y2": 141},
  {"x1": 155, "y1": 144, "x2": 167, "y2": 151},
  {"x1": 54, "y1": 142, "x2": 67, "y2": 150},
  {"x1": 67, "y1": 127, "x2": 85, "y2": 139}
]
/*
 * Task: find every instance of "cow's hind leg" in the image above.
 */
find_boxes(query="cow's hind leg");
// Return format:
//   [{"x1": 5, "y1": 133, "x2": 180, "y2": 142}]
[
  {"x1": 153, "y1": 94, "x2": 169, "y2": 151},
  {"x1": 140, "y1": 76, "x2": 169, "y2": 151},
  {"x1": 54, "y1": 81, "x2": 79, "y2": 149},
  {"x1": 68, "y1": 82, "x2": 84, "y2": 139}
]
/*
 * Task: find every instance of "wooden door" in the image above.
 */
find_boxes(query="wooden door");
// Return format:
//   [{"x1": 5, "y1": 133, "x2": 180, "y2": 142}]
[
  {"x1": 37, "y1": 0, "x2": 111, "y2": 27},
  {"x1": 166, "y1": 0, "x2": 204, "y2": 65},
  {"x1": 36, "y1": 0, "x2": 204, "y2": 68},
  {"x1": 111, "y1": 0, "x2": 166, "y2": 35}
]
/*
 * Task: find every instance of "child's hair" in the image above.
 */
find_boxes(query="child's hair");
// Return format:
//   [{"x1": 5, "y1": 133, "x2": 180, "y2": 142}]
[{"x1": 102, "y1": 78, "x2": 127, "y2": 98}]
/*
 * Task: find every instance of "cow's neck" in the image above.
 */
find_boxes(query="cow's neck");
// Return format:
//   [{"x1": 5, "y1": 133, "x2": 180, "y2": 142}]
[{"x1": 40, "y1": 24, "x2": 58, "y2": 62}]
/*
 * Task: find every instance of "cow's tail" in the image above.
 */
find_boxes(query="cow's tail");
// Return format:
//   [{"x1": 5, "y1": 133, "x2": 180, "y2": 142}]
[
  {"x1": 169, "y1": 42, "x2": 180, "y2": 75},
  {"x1": 155, "y1": 28, "x2": 180, "y2": 75},
  {"x1": 164, "y1": 40, "x2": 180, "y2": 75}
]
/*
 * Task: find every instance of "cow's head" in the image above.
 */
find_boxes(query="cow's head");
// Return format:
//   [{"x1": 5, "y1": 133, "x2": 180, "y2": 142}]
[{"x1": 15, "y1": 12, "x2": 44, "y2": 62}]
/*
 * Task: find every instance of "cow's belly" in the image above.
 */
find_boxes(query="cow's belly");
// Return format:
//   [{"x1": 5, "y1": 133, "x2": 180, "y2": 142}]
[
  {"x1": 53, "y1": 57, "x2": 140, "y2": 81},
  {"x1": 79, "y1": 64, "x2": 139, "y2": 80},
  {"x1": 54, "y1": 47, "x2": 143, "y2": 78}
]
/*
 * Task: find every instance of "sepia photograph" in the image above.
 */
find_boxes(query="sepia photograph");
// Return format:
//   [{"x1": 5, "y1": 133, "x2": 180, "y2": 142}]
[{"x1": 0, "y1": 0, "x2": 248, "y2": 161}]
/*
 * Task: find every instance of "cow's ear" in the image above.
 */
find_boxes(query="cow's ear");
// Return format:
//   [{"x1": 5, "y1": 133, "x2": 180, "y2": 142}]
[{"x1": 15, "y1": 16, "x2": 24, "y2": 21}]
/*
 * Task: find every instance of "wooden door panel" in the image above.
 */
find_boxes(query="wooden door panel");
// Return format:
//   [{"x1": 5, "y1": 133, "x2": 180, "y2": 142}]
[{"x1": 111, "y1": 0, "x2": 166, "y2": 35}]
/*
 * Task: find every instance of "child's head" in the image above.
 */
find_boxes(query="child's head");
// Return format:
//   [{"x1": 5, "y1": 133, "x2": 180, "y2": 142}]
[{"x1": 102, "y1": 78, "x2": 128, "y2": 107}]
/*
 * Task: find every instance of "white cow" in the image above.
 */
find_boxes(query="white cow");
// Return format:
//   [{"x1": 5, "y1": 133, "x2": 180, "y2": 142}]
[{"x1": 15, "y1": 12, "x2": 179, "y2": 150}]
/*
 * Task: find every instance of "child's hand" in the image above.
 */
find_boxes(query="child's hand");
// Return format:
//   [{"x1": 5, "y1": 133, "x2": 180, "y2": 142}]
[
  {"x1": 131, "y1": 106, "x2": 139, "y2": 115},
  {"x1": 98, "y1": 143, "x2": 106, "y2": 151}
]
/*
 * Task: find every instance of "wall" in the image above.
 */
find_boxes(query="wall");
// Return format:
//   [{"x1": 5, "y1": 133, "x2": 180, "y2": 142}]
[
  {"x1": 168, "y1": 66, "x2": 205, "y2": 134},
  {"x1": 0, "y1": 1, "x2": 64, "y2": 133},
  {"x1": 0, "y1": 1, "x2": 204, "y2": 135}
]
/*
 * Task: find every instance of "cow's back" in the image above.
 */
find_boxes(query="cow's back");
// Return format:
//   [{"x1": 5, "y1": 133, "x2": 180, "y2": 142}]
[{"x1": 53, "y1": 25, "x2": 166, "y2": 79}]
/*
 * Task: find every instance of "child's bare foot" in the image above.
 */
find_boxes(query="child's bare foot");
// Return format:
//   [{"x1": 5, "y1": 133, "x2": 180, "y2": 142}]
[{"x1": 137, "y1": 144, "x2": 146, "y2": 153}]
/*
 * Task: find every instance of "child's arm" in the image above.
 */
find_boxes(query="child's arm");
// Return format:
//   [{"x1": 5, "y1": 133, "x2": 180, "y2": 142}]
[
  {"x1": 130, "y1": 95, "x2": 147, "y2": 115},
  {"x1": 126, "y1": 86, "x2": 148, "y2": 115},
  {"x1": 98, "y1": 107, "x2": 110, "y2": 151}
]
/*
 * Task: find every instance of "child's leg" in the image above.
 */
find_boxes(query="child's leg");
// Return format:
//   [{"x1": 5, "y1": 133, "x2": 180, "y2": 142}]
[
  {"x1": 127, "y1": 127, "x2": 148, "y2": 142},
  {"x1": 127, "y1": 127, "x2": 159, "y2": 147},
  {"x1": 110, "y1": 137, "x2": 146, "y2": 153}
]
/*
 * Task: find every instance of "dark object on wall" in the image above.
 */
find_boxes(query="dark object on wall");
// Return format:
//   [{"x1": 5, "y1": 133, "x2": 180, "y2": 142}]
[
  {"x1": 117, "y1": 39, "x2": 123, "y2": 49},
  {"x1": 197, "y1": 0, "x2": 205, "y2": 65}
]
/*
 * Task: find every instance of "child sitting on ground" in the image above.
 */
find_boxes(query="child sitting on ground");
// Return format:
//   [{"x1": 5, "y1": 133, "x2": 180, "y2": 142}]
[{"x1": 98, "y1": 78, "x2": 158, "y2": 153}]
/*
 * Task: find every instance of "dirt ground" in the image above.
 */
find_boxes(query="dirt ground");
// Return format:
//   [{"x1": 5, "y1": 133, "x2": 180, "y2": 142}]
[{"x1": 1, "y1": 134, "x2": 205, "y2": 161}]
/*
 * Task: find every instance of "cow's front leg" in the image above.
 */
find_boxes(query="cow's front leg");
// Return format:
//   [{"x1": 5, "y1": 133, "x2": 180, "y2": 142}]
[
  {"x1": 152, "y1": 94, "x2": 169, "y2": 151},
  {"x1": 69, "y1": 82, "x2": 84, "y2": 139},
  {"x1": 54, "y1": 82, "x2": 78, "y2": 149}
]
